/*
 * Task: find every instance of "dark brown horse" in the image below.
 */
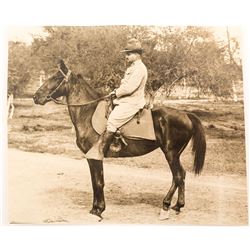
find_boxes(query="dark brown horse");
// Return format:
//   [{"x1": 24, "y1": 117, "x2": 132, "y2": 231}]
[{"x1": 33, "y1": 60, "x2": 206, "y2": 220}]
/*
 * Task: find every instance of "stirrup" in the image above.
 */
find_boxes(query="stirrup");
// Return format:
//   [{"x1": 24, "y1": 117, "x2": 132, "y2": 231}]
[{"x1": 109, "y1": 130, "x2": 128, "y2": 153}]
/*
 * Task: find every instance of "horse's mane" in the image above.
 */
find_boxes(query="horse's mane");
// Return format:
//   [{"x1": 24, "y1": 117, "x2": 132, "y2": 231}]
[
  {"x1": 71, "y1": 72, "x2": 102, "y2": 99},
  {"x1": 76, "y1": 73, "x2": 84, "y2": 80}
]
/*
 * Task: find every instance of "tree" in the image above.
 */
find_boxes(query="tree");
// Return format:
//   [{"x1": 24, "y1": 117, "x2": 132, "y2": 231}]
[
  {"x1": 30, "y1": 26, "x2": 131, "y2": 93},
  {"x1": 27, "y1": 25, "x2": 243, "y2": 99},
  {"x1": 8, "y1": 41, "x2": 32, "y2": 96}
]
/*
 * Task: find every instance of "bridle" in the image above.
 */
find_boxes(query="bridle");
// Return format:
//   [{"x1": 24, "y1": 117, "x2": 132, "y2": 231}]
[
  {"x1": 45, "y1": 69, "x2": 71, "y2": 102},
  {"x1": 46, "y1": 68, "x2": 110, "y2": 106}
]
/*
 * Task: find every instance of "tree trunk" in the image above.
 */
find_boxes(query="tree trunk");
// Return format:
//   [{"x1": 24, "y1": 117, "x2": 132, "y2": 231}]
[{"x1": 226, "y1": 27, "x2": 238, "y2": 102}]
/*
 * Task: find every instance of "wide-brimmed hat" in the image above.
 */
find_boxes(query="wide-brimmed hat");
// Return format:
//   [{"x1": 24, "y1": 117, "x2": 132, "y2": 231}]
[{"x1": 121, "y1": 38, "x2": 143, "y2": 53}]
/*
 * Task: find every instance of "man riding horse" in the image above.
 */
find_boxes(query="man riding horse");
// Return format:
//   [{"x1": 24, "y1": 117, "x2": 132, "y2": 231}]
[
  {"x1": 33, "y1": 37, "x2": 206, "y2": 219},
  {"x1": 86, "y1": 38, "x2": 148, "y2": 160}
]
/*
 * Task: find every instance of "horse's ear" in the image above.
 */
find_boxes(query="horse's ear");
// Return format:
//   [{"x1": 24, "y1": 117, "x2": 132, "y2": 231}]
[{"x1": 57, "y1": 58, "x2": 68, "y2": 74}]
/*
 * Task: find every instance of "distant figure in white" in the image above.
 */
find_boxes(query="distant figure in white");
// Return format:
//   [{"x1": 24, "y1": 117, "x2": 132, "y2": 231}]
[
  {"x1": 40, "y1": 70, "x2": 45, "y2": 87},
  {"x1": 7, "y1": 93, "x2": 14, "y2": 119}
]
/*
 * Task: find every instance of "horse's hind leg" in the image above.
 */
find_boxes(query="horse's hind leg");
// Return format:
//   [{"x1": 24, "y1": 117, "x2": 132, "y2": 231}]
[
  {"x1": 162, "y1": 150, "x2": 186, "y2": 213},
  {"x1": 171, "y1": 158, "x2": 186, "y2": 213}
]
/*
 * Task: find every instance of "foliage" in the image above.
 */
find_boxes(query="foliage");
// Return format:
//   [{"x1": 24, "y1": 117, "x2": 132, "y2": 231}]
[
  {"x1": 8, "y1": 26, "x2": 243, "y2": 98},
  {"x1": 30, "y1": 26, "x2": 131, "y2": 93},
  {"x1": 8, "y1": 41, "x2": 32, "y2": 96}
]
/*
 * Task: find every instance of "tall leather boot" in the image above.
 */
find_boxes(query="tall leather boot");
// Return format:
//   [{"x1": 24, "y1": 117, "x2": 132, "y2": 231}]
[{"x1": 85, "y1": 131, "x2": 114, "y2": 160}]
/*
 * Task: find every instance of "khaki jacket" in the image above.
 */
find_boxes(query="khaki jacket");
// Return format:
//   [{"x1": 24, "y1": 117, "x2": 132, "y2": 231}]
[{"x1": 114, "y1": 59, "x2": 147, "y2": 108}]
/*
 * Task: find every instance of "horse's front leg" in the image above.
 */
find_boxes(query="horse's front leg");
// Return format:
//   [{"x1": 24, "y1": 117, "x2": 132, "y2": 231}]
[{"x1": 87, "y1": 159, "x2": 106, "y2": 218}]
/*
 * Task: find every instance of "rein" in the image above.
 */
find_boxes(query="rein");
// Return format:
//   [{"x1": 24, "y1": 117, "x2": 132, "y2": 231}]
[
  {"x1": 50, "y1": 94, "x2": 111, "y2": 106},
  {"x1": 47, "y1": 69, "x2": 111, "y2": 106}
]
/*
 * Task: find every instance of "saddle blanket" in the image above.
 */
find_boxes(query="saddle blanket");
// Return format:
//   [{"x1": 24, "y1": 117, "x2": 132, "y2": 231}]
[{"x1": 92, "y1": 100, "x2": 156, "y2": 140}]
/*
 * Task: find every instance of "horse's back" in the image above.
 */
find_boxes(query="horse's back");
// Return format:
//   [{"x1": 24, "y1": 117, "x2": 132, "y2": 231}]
[{"x1": 152, "y1": 105, "x2": 193, "y2": 131}]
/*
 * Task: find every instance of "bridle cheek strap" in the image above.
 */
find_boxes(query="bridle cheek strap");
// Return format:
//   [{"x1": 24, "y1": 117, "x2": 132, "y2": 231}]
[{"x1": 47, "y1": 70, "x2": 71, "y2": 101}]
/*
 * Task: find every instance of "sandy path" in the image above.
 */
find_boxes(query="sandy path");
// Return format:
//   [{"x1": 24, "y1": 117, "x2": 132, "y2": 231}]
[{"x1": 6, "y1": 149, "x2": 248, "y2": 225}]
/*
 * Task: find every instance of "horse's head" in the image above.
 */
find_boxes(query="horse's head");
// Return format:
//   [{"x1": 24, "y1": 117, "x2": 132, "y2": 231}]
[{"x1": 33, "y1": 59, "x2": 71, "y2": 105}]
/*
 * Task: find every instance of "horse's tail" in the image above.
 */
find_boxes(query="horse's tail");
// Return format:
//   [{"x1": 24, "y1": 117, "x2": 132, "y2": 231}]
[{"x1": 187, "y1": 113, "x2": 206, "y2": 175}]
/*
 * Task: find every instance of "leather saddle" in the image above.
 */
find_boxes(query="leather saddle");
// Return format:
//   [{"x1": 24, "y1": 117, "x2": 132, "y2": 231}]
[{"x1": 91, "y1": 100, "x2": 156, "y2": 141}]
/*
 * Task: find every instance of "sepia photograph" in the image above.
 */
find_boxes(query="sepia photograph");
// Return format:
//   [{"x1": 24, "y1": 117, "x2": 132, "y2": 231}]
[{"x1": 6, "y1": 25, "x2": 248, "y2": 225}]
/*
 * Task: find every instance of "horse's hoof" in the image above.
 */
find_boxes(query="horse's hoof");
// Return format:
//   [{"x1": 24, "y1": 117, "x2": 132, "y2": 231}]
[
  {"x1": 86, "y1": 213, "x2": 103, "y2": 223},
  {"x1": 171, "y1": 204, "x2": 182, "y2": 214},
  {"x1": 159, "y1": 208, "x2": 170, "y2": 220},
  {"x1": 89, "y1": 209, "x2": 104, "y2": 222}
]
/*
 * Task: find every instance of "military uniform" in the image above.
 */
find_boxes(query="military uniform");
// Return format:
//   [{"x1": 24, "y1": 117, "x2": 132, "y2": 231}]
[
  {"x1": 107, "y1": 59, "x2": 148, "y2": 132},
  {"x1": 86, "y1": 38, "x2": 147, "y2": 160}
]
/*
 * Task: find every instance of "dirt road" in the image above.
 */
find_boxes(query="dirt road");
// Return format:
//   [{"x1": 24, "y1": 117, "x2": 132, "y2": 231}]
[{"x1": 6, "y1": 149, "x2": 248, "y2": 225}]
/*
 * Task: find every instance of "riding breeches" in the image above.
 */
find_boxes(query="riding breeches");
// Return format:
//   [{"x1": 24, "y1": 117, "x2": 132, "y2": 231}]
[{"x1": 107, "y1": 104, "x2": 141, "y2": 132}]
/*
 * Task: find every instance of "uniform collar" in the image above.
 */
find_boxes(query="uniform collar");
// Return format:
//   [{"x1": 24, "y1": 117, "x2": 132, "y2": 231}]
[{"x1": 131, "y1": 59, "x2": 142, "y2": 66}]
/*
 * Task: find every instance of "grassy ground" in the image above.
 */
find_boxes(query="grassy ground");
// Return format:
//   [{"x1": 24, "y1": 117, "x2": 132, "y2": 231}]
[{"x1": 8, "y1": 98, "x2": 247, "y2": 176}]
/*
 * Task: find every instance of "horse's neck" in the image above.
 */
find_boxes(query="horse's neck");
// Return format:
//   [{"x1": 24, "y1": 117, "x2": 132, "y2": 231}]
[
  {"x1": 66, "y1": 78, "x2": 99, "y2": 130},
  {"x1": 67, "y1": 79, "x2": 100, "y2": 104}
]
